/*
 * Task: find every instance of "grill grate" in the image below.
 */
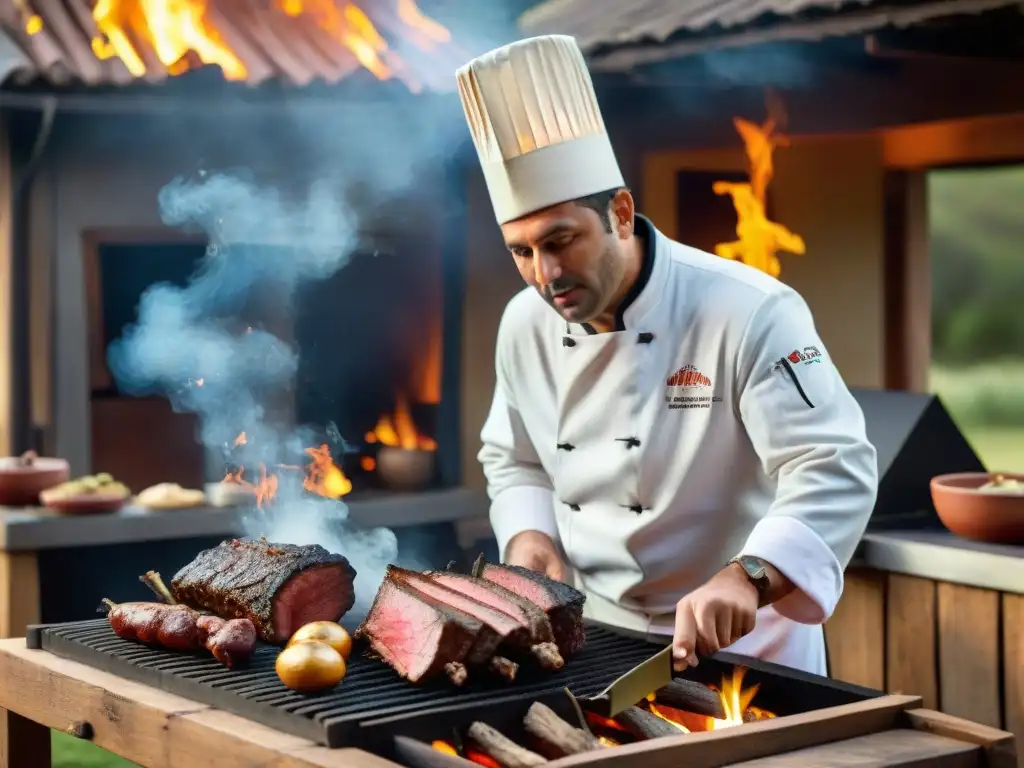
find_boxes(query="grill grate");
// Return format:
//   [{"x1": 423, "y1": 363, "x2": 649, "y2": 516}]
[{"x1": 28, "y1": 619, "x2": 667, "y2": 748}]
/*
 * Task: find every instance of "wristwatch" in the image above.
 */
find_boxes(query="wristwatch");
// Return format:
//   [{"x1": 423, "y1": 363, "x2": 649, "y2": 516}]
[{"x1": 727, "y1": 555, "x2": 770, "y2": 608}]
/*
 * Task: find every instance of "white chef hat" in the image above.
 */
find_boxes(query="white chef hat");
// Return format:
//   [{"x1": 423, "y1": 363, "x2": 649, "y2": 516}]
[{"x1": 456, "y1": 35, "x2": 624, "y2": 225}]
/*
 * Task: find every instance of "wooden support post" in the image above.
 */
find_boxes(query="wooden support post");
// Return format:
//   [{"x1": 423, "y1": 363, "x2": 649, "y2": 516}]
[
  {"x1": 0, "y1": 708, "x2": 50, "y2": 768},
  {"x1": 0, "y1": 552, "x2": 40, "y2": 640}
]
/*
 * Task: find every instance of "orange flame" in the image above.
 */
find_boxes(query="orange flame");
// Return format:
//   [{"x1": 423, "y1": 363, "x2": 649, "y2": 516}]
[
  {"x1": 77, "y1": 0, "x2": 449, "y2": 88},
  {"x1": 223, "y1": 443, "x2": 351, "y2": 506},
  {"x1": 713, "y1": 116, "x2": 805, "y2": 278},
  {"x1": 365, "y1": 396, "x2": 437, "y2": 452},
  {"x1": 234, "y1": 432, "x2": 247, "y2": 446},
  {"x1": 224, "y1": 464, "x2": 279, "y2": 509},
  {"x1": 707, "y1": 667, "x2": 776, "y2": 730},
  {"x1": 303, "y1": 444, "x2": 353, "y2": 498}
]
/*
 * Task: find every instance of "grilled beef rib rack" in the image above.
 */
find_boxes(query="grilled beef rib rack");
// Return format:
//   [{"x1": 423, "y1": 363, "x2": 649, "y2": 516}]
[{"x1": 170, "y1": 537, "x2": 357, "y2": 644}]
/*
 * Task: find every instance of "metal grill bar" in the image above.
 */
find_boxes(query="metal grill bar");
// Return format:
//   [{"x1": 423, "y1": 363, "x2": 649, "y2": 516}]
[{"x1": 29, "y1": 619, "x2": 668, "y2": 748}]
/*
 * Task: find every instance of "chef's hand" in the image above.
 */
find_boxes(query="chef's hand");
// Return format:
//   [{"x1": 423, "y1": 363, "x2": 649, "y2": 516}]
[
  {"x1": 672, "y1": 565, "x2": 759, "y2": 671},
  {"x1": 505, "y1": 531, "x2": 566, "y2": 582}
]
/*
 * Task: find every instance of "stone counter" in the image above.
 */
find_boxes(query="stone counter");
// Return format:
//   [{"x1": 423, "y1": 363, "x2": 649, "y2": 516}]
[
  {"x1": 826, "y1": 529, "x2": 1024, "y2": 767},
  {"x1": 0, "y1": 487, "x2": 489, "y2": 552},
  {"x1": 0, "y1": 487, "x2": 489, "y2": 640}
]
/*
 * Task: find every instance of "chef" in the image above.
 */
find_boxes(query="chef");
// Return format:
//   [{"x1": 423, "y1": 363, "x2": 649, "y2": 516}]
[{"x1": 456, "y1": 35, "x2": 878, "y2": 676}]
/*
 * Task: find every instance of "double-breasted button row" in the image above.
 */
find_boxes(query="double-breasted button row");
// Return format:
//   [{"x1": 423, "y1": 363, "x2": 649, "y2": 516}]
[{"x1": 563, "y1": 332, "x2": 654, "y2": 347}]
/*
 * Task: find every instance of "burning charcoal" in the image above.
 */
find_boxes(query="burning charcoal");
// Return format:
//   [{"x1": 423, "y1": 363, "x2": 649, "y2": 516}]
[
  {"x1": 522, "y1": 702, "x2": 598, "y2": 758},
  {"x1": 466, "y1": 722, "x2": 546, "y2": 767},
  {"x1": 616, "y1": 706, "x2": 686, "y2": 740},
  {"x1": 654, "y1": 678, "x2": 726, "y2": 719}
]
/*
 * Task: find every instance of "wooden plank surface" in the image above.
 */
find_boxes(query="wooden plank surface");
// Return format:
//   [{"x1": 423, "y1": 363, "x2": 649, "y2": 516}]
[
  {"x1": 1003, "y1": 594, "x2": 1024, "y2": 768},
  {"x1": 0, "y1": 640, "x2": 400, "y2": 768},
  {"x1": 824, "y1": 569, "x2": 886, "y2": 690},
  {"x1": 886, "y1": 574, "x2": 938, "y2": 709},
  {"x1": 722, "y1": 728, "x2": 980, "y2": 767},
  {"x1": 905, "y1": 709, "x2": 1017, "y2": 768},
  {"x1": 937, "y1": 583, "x2": 1002, "y2": 729},
  {"x1": 546, "y1": 695, "x2": 923, "y2": 768}
]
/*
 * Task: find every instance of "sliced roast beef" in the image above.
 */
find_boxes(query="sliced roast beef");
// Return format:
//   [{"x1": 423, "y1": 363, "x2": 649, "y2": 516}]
[
  {"x1": 355, "y1": 575, "x2": 481, "y2": 685},
  {"x1": 427, "y1": 571, "x2": 564, "y2": 669},
  {"x1": 391, "y1": 567, "x2": 517, "y2": 680},
  {"x1": 475, "y1": 559, "x2": 587, "y2": 656},
  {"x1": 170, "y1": 537, "x2": 356, "y2": 644}
]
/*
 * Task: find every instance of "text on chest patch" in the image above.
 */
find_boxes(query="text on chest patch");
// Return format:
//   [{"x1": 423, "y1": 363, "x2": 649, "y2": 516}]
[{"x1": 664, "y1": 364, "x2": 719, "y2": 410}]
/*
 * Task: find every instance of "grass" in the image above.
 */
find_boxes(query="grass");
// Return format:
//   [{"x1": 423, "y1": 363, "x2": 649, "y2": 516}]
[
  {"x1": 52, "y1": 731, "x2": 137, "y2": 768},
  {"x1": 929, "y1": 362, "x2": 1024, "y2": 472}
]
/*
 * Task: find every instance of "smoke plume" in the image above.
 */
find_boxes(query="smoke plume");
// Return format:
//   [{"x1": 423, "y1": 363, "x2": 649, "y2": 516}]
[{"x1": 106, "y1": 94, "x2": 463, "y2": 622}]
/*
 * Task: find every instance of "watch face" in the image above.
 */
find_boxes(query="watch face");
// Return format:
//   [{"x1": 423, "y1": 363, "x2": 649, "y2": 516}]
[{"x1": 739, "y1": 557, "x2": 766, "y2": 580}]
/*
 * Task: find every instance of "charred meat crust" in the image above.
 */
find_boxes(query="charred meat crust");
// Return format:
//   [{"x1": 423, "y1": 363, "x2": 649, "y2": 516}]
[
  {"x1": 170, "y1": 538, "x2": 357, "y2": 643},
  {"x1": 481, "y1": 563, "x2": 587, "y2": 656},
  {"x1": 426, "y1": 570, "x2": 557, "y2": 645}
]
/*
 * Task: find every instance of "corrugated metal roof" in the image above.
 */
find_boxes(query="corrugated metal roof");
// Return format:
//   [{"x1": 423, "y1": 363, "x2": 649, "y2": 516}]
[
  {"x1": 521, "y1": 0, "x2": 1020, "y2": 72},
  {"x1": 0, "y1": 0, "x2": 465, "y2": 91},
  {"x1": 518, "y1": 0, "x2": 873, "y2": 51}
]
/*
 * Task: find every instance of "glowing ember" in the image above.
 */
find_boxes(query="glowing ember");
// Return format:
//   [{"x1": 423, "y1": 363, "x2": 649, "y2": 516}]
[
  {"x1": 431, "y1": 740, "x2": 457, "y2": 755},
  {"x1": 429, "y1": 741, "x2": 499, "y2": 767},
  {"x1": 365, "y1": 396, "x2": 437, "y2": 452},
  {"x1": 68, "y1": 0, "x2": 450, "y2": 89},
  {"x1": 713, "y1": 115, "x2": 805, "y2": 278},
  {"x1": 303, "y1": 444, "x2": 352, "y2": 498}
]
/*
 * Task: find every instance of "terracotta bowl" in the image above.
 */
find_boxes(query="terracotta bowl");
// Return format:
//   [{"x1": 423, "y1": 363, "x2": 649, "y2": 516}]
[
  {"x1": 40, "y1": 492, "x2": 128, "y2": 515},
  {"x1": 0, "y1": 452, "x2": 70, "y2": 507},
  {"x1": 376, "y1": 447, "x2": 436, "y2": 491},
  {"x1": 930, "y1": 472, "x2": 1024, "y2": 544}
]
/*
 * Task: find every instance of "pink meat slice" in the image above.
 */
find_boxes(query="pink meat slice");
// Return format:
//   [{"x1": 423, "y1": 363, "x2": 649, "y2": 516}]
[{"x1": 355, "y1": 577, "x2": 480, "y2": 684}]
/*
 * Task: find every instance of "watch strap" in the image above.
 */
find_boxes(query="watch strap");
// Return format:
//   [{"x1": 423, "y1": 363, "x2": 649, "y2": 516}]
[{"x1": 728, "y1": 555, "x2": 770, "y2": 608}]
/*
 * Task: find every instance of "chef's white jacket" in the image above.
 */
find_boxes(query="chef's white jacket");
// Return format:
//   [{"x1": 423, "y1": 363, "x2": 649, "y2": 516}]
[{"x1": 478, "y1": 215, "x2": 878, "y2": 675}]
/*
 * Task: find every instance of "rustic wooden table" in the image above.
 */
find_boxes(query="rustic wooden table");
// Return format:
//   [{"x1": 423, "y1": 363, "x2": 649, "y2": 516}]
[
  {"x1": 0, "y1": 639, "x2": 401, "y2": 768},
  {"x1": 0, "y1": 638, "x2": 1016, "y2": 768}
]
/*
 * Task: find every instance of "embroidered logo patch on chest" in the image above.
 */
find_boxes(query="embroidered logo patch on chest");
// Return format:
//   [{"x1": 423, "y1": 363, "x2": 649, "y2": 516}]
[{"x1": 664, "y1": 364, "x2": 720, "y2": 410}]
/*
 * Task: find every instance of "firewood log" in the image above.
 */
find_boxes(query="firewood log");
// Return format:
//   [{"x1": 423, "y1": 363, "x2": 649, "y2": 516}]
[
  {"x1": 522, "y1": 702, "x2": 598, "y2": 758},
  {"x1": 467, "y1": 722, "x2": 546, "y2": 767}
]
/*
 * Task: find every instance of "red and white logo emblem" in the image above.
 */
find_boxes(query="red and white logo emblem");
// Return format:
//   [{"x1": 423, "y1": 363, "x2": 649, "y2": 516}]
[
  {"x1": 664, "y1": 365, "x2": 717, "y2": 410},
  {"x1": 666, "y1": 365, "x2": 712, "y2": 388}
]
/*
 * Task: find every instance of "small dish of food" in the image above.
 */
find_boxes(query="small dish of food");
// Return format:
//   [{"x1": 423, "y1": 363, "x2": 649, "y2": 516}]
[
  {"x1": 135, "y1": 483, "x2": 207, "y2": 510},
  {"x1": 40, "y1": 473, "x2": 131, "y2": 514},
  {"x1": 931, "y1": 471, "x2": 1024, "y2": 544}
]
